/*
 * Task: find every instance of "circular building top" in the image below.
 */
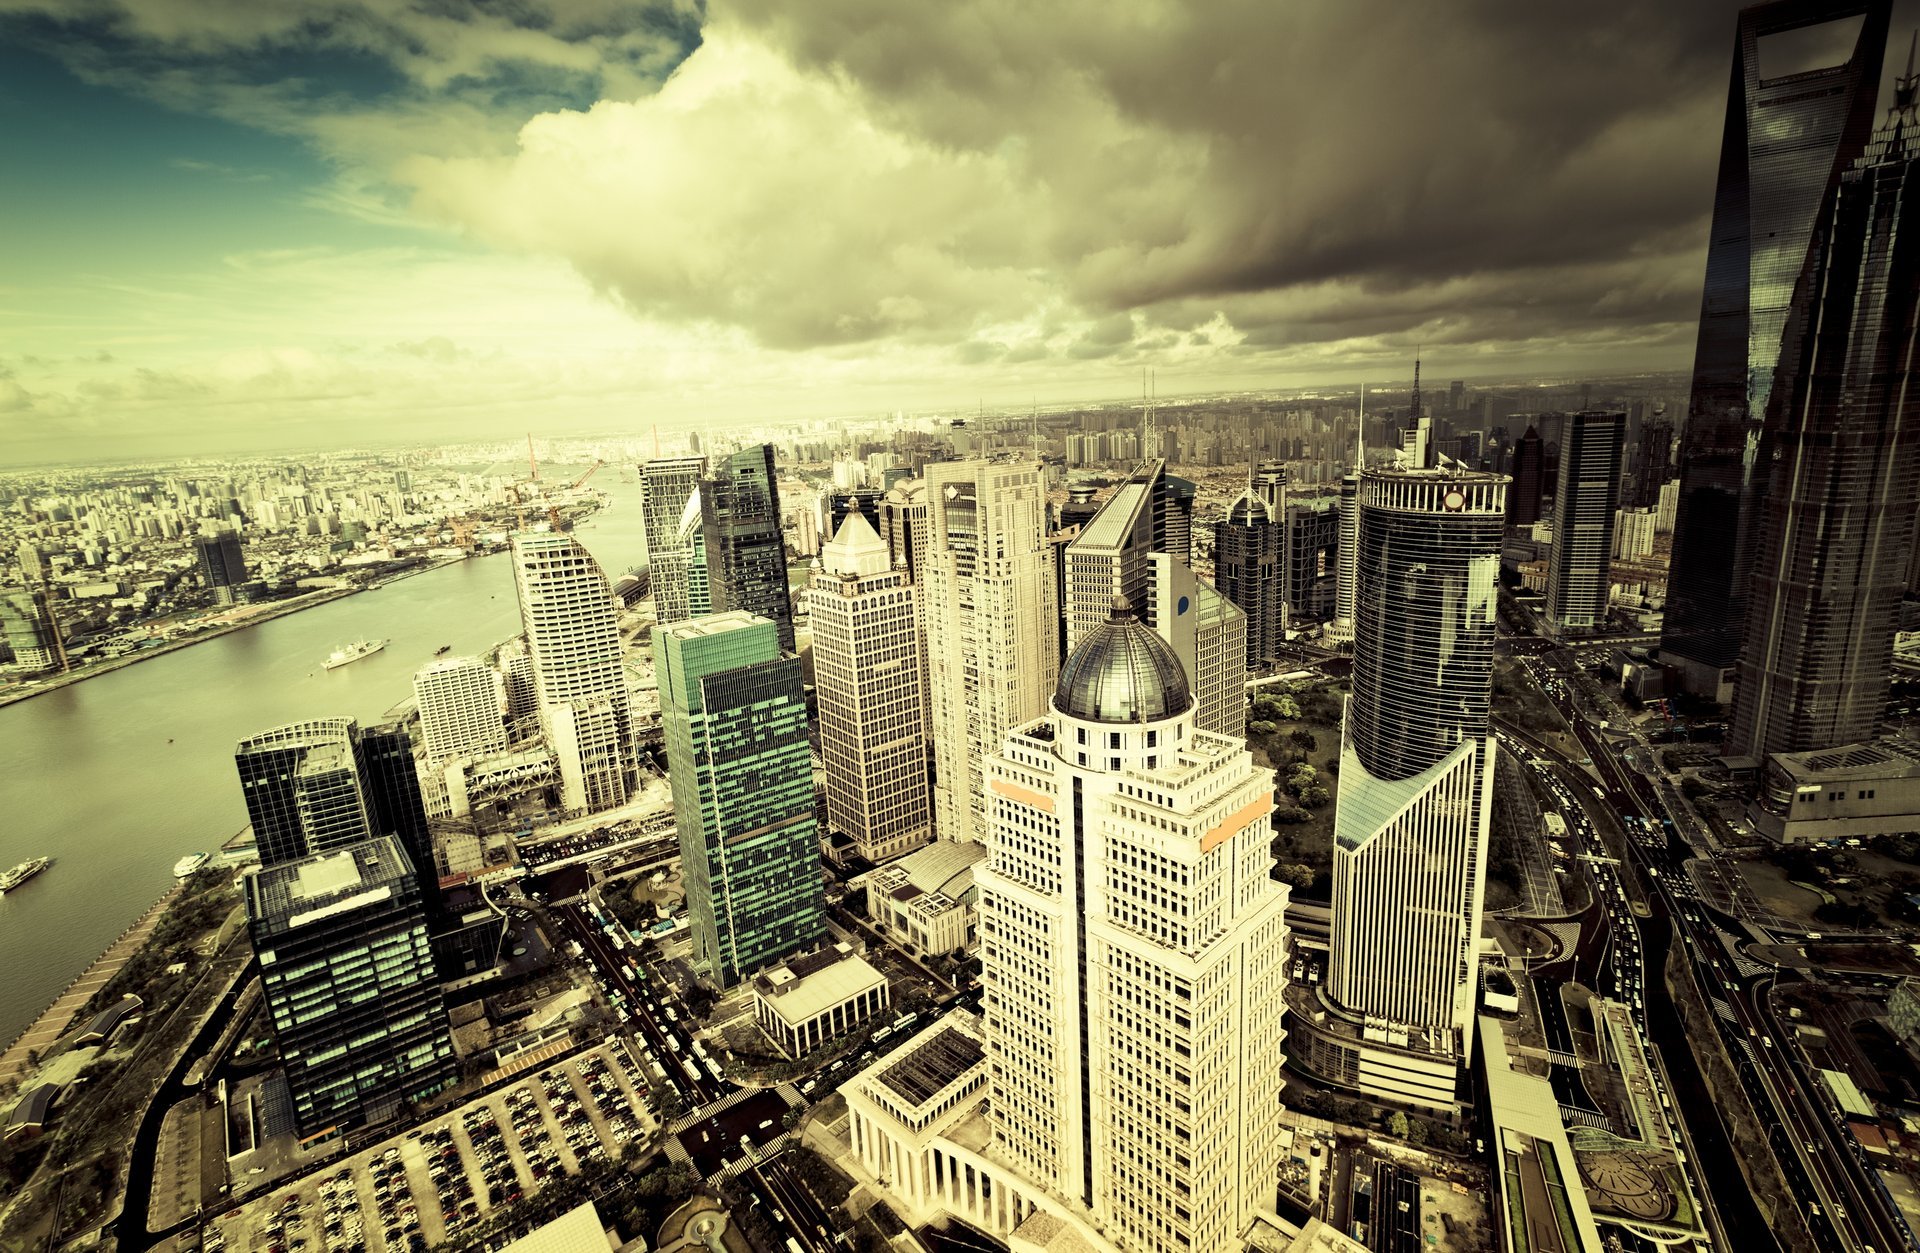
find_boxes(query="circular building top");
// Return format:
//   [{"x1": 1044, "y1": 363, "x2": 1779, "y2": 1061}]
[{"x1": 1054, "y1": 596, "x2": 1193, "y2": 724}]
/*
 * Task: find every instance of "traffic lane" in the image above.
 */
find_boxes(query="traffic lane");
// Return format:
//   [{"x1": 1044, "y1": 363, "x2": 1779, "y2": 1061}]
[
  {"x1": 676, "y1": 1089, "x2": 790, "y2": 1177},
  {"x1": 552, "y1": 904, "x2": 718, "y2": 1104}
]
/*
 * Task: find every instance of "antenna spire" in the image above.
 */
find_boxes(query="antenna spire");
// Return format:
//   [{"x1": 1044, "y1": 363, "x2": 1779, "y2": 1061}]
[
  {"x1": 1410, "y1": 351, "x2": 1422, "y2": 422},
  {"x1": 1356, "y1": 383, "x2": 1367, "y2": 472}
]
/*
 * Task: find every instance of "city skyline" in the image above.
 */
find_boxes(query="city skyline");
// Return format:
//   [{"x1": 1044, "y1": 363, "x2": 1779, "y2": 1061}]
[{"x1": 12, "y1": 1, "x2": 1920, "y2": 464}]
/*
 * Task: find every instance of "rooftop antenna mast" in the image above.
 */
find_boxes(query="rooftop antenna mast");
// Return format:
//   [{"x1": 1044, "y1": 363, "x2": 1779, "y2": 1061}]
[
  {"x1": 527, "y1": 432, "x2": 538, "y2": 482},
  {"x1": 1356, "y1": 383, "x2": 1366, "y2": 471},
  {"x1": 1410, "y1": 351, "x2": 1422, "y2": 423}
]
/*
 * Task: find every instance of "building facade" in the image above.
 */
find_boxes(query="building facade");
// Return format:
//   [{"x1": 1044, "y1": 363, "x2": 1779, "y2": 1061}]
[
  {"x1": 811, "y1": 514, "x2": 932, "y2": 864},
  {"x1": 1664, "y1": 0, "x2": 1890, "y2": 701},
  {"x1": 1545, "y1": 411, "x2": 1626, "y2": 635},
  {"x1": 1215, "y1": 465, "x2": 1286, "y2": 664},
  {"x1": 638, "y1": 456, "x2": 706, "y2": 629},
  {"x1": 701, "y1": 444, "x2": 796, "y2": 653},
  {"x1": 412, "y1": 656, "x2": 508, "y2": 764},
  {"x1": 235, "y1": 719, "x2": 376, "y2": 869},
  {"x1": 656, "y1": 612, "x2": 825, "y2": 986},
  {"x1": 921, "y1": 460, "x2": 1058, "y2": 846},
  {"x1": 245, "y1": 836, "x2": 455, "y2": 1138},
  {"x1": 511, "y1": 532, "x2": 630, "y2": 814},
  {"x1": 193, "y1": 530, "x2": 249, "y2": 605},
  {"x1": 1329, "y1": 468, "x2": 1506, "y2": 1074}
]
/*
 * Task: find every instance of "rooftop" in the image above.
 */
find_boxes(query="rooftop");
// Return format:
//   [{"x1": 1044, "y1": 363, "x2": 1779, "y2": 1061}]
[
  {"x1": 885, "y1": 839, "x2": 986, "y2": 899},
  {"x1": 1054, "y1": 598, "x2": 1191, "y2": 724},
  {"x1": 875, "y1": 1024, "x2": 985, "y2": 1108},
  {"x1": 1773, "y1": 737, "x2": 1920, "y2": 782},
  {"x1": 753, "y1": 950, "x2": 887, "y2": 1024},
  {"x1": 499, "y1": 1201, "x2": 612, "y2": 1253},
  {"x1": 248, "y1": 835, "x2": 413, "y2": 931}
]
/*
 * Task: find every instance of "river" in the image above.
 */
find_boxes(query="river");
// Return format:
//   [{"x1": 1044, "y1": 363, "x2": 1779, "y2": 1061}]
[{"x1": 0, "y1": 478, "x2": 650, "y2": 1046}]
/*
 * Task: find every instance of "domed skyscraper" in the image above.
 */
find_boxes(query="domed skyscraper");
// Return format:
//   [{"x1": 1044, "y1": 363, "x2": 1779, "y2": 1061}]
[{"x1": 841, "y1": 596, "x2": 1292, "y2": 1250}]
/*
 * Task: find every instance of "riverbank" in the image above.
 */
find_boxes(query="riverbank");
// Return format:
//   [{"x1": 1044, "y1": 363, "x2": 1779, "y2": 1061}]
[{"x1": 0, "y1": 555, "x2": 479, "y2": 712}]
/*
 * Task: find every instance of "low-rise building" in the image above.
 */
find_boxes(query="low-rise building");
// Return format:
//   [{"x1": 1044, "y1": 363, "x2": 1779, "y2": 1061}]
[
  {"x1": 3, "y1": 1084, "x2": 59, "y2": 1142},
  {"x1": 1750, "y1": 737, "x2": 1920, "y2": 844},
  {"x1": 752, "y1": 947, "x2": 890, "y2": 1058},
  {"x1": 859, "y1": 840, "x2": 987, "y2": 958}
]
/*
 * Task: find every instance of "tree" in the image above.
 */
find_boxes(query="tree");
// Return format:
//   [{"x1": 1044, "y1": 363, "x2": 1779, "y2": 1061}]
[
  {"x1": 1250, "y1": 720, "x2": 1278, "y2": 737},
  {"x1": 1274, "y1": 863, "x2": 1315, "y2": 890},
  {"x1": 1301, "y1": 785, "x2": 1331, "y2": 808},
  {"x1": 1406, "y1": 1117, "x2": 1430, "y2": 1146},
  {"x1": 1274, "y1": 694, "x2": 1302, "y2": 721},
  {"x1": 1288, "y1": 729, "x2": 1318, "y2": 752},
  {"x1": 1387, "y1": 1111, "x2": 1410, "y2": 1140}
]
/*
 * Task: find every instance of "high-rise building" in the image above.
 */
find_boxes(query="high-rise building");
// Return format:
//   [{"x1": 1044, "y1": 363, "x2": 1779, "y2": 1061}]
[
  {"x1": 193, "y1": 530, "x2": 248, "y2": 605},
  {"x1": 877, "y1": 480, "x2": 931, "y2": 584},
  {"x1": 1063, "y1": 459, "x2": 1245, "y2": 738},
  {"x1": 922, "y1": 460, "x2": 1058, "y2": 845},
  {"x1": 235, "y1": 719, "x2": 376, "y2": 869},
  {"x1": 511, "y1": 532, "x2": 630, "y2": 814},
  {"x1": 1328, "y1": 468, "x2": 1505, "y2": 1086},
  {"x1": 1508, "y1": 426, "x2": 1545, "y2": 526},
  {"x1": 1728, "y1": 79, "x2": 1920, "y2": 763},
  {"x1": 1546, "y1": 411, "x2": 1626, "y2": 635},
  {"x1": 1284, "y1": 500, "x2": 1340, "y2": 621},
  {"x1": 413, "y1": 657, "x2": 507, "y2": 763},
  {"x1": 656, "y1": 612, "x2": 825, "y2": 986},
  {"x1": 1634, "y1": 419, "x2": 1674, "y2": 508},
  {"x1": 1614, "y1": 507, "x2": 1658, "y2": 561},
  {"x1": 0, "y1": 587, "x2": 60, "y2": 671},
  {"x1": 811, "y1": 515, "x2": 932, "y2": 864},
  {"x1": 971, "y1": 602, "x2": 1290, "y2": 1250},
  {"x1": 701, "y1": 444, "x2": 796, "y2": 653},
  {"x1": 1664, "y1": 0, "x2": 1890, "y2": 702},
  {"x1": 246, "y1": 836, "x2": 455, "y2": 1137},
  {"x1": 828, "y1": 487, "x2": 884, "y2": 539},
  {"x1": 638, "y1": 456, "x2": 706, "y2": 628},
  {"x1": 1216, "y1": 464, "x2": 1286, "y2": 664}
]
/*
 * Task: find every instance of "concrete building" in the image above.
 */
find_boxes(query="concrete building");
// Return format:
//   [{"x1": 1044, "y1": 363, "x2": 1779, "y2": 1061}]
[
  {"x1": 511, "y1": 532, "x2": 630, "y2": 814},
  {"x1": 1750, "y1": 736, "x2": 1920, "y2": 843},
  {"x1": 860, "y1": 839, "x2": 986, "y2": 957},
  {"x1": 656, "y1": 612, "x2": 824, "y2": 987},
  {"x1": 1613, "y1": 507, "x2": 1657, "y2": 562},
  {"x1": 412, "y1": 656, "x2": 507, "y2": 764},
  {"x1": 922, "y1": 460, "x2": 1058, "y2": 846},
  {"x1": 638, "y1": 456, "x2": 705, "y2": 629},
  {"x1": 1546, "y1": 411, "x2": 1625, "y2": 635},
  {"x1": 1324, "y1": 467, "x2": 1505, "y2": 1100},
  {"x1": 1477, "y1": 1019, "x2": 1606, "y2": 1253},
  {"x1": 752, "y1": 947, "x2": 891, "y2": 1057},
  {"x1": 245, "y1": 836, "x2": 455, "y2": 1138},
  {"x1": 811, "y1": 514, "x2": 932, "y2": 864}
]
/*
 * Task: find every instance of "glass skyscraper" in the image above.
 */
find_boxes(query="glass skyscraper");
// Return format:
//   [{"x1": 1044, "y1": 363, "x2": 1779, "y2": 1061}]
[
  {"x1": 1729, "y1": 80, "x2": 1920, "y2": 762},
  {"x1": 701, "y1": 444, "x2": 796, "y2": 653},
  {"x1": 637, "y1": 455, "x2": 706, "y2": 629},
  {"x1": 235, "y1": 719, "x2": 376, "y2": 869},
  {"x1": 1545, "y1": 411, "x2": 1626, "y2": 635},
  {"x1": 656, "y1": 612, "x2": 824, "y2": 986},
  {"x1": 1215, "y1": 463, "x2": 1286, "y2": 664},
  {"x1": 1663, "y1": 0, "x2": 1889, "y2": 701}
]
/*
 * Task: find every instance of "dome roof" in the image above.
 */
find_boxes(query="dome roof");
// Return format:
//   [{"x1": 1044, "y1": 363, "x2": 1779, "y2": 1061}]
[{"x1": 1054, "y1": 597, "x2": 1192, "y2": 724}]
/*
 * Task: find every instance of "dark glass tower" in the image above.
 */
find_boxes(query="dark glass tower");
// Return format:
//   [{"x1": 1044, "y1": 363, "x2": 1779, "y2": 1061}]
[
  {"x1": 246, "y1": 836, "x2": 455, "y2": 1137},
  {"x1": 1508, "y1": 426, "x2": 1545, "y2": 526},
  {"x1": 827, "y1": 487, "x2": 883, "y2": 538},
  {"x1": 701, "y1": 444, "x2": 796, "y2": 653},
  {"x1": 1663, "y1": 0, "x2": 1890, "y2": 700},
  {"x1": 1216, "y1": 464, "x2": 1286, "y2": 663},
  {"x1": 235, "y1": 720, "x2": 375, "y2": 868},
  {"x1": 1634, "y1": 420, "x2": 1675, "y2": 508},
  {"x1": 1728, "y1": 79, "x2": 1920, "y2": 762},
  {"x1": 358, "y1": 721, "x2": 440, "y2": 921},
  {"x1": 193, "y1": 531, "x2": 248, "y2": 605},
  {"x1": 1546, "y1": 411, "x2": 1626, "y2": 635}
]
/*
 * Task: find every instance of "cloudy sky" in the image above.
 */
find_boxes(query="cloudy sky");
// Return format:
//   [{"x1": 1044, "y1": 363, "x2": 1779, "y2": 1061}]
[{"x1": 0, "y1": 0, "x2": 1905, "y2": 461}]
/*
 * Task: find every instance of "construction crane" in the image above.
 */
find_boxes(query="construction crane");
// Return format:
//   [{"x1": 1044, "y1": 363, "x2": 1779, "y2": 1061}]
[
  {"x1": 527, "y1": 433, "x2": 539, "y2": 482},
  {"x1": 568, "y1": 459, "x2": 604, "y2": 491}
]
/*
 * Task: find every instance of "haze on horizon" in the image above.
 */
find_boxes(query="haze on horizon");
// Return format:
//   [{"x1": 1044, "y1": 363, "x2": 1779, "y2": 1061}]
[{"x1": 3, "y1": 0, "x2": 1910, "y2": 463}]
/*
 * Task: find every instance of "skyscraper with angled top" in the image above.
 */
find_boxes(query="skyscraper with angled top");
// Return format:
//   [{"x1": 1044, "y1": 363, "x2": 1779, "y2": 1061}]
[
  {"x1": 511, "y1": 531, "x2": 630, "y2": 814},
  {"x1": 638, "y1": 455, "x2": 705, "y2": 629},
  {"x1": 1664, "y1": 0, "x2": 1890, "y2": 702},
  {"x1": 701, "y1": 444, "x2": 795, "y2": 653}
]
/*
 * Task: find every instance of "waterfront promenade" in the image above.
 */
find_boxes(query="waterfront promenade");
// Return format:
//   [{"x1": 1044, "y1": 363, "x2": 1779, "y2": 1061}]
[{"x1": 0, "y1": 882, "x2": 184, "y2": 1088}]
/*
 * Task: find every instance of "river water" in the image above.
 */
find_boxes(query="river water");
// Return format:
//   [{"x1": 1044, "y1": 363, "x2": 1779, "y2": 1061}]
[{"x1": 0, "y1": 479, "x2": 650, "y2": 1046}]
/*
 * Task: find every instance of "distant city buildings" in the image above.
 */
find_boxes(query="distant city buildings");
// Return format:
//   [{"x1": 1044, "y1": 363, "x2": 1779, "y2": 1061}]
[
  {"x1": 1545, "y1": 411, "x2": 1625, "y2": 636},
  {"x1": 811, "y1": 514, "x2": 932, "y2": 865},
  {"x1": 921, "y1": 460, "x2": 1058, "y2": 845},
  {"x1": 1664, "y1": 1, "x2": 1889, "y2": 703},
  {"x1": 656, "y1": 612, "x2": 824, "y2": 987},
  {"x1": 510, "y1": 532, "x2": 630, "y2": 814}
]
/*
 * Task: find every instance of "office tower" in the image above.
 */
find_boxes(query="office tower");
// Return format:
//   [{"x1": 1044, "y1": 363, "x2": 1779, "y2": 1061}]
[
  {"x1": 678, "y1": 490, "x2": 711, "y2": 616},
  {"x1": 511, "y1": 532, "x2": 630, "y2": 814},
  {"x1": 1728, "y1": 81, "x2": 1920, "y2": 762},
  {"x1": 1152, "y1": 471, "x2": 1196, "y2": 564},
  {"x1": 1545, "y1": 411, "x2": 1626, "y2": 635},
  {"x1": 1284, "y1": 500, "x2": 1340, "y2": 621},
  {"x1": 828, "y1": 487, "x2": 884, "y2": 539},
  {"x1": 1058, "y1": 484, "x2": 1101, "y2": 532},
  {"x1": 193, "y1": 530, "x2": 248, "y2": 605},
  {"x1": 656, "y1": 612, "x2": 825, "y2": 986},
  {"x1": 1508, "y1": 426, "x2": 1545, "y2": 525},
  {"x1": 922, "y1": 460, "x2": 1058, "y2": 845},
  {"x1": 638, "y1": 456, "x2": 706, "y2": 627},
  {"x1": 977, "y1": 602, "x2": 1290, "y2": 1250},
  {"x1": 413, "y1": 657, "x2": 507, "y2": 763},
  {"x1": 1329, "y1": 468, "x2": 1506, "y2": 1070},
  {"x1": 0, "y1": 587, "x2": 59, "y2": 671},
  {"x1": 878, "y1": 480, "x2": 930, "y2": 583},
  {"x1": 701, "y1": 444, "x2": 796, "y2": 653},
  {"x1": 235, "y1": 719, "x2": 376, "y2": 868},
  {"x1": 811, "y1": 516, "x2": 932, "y2": 864},
  {"x1": 246, "y1": 836, "x2": 455, "y2": 1137},
  {"x1": 498, "y1": 643, "x2": 538, "y2": 723},
  {"x1": 1448, "y1": 379, "x2": 1465, "y2": 414},
  {"x1": 1331, "y1": 437, "x2": 1363, "y2": 643},
  {"x1": 1216, "y1": 463, "x2": 1286, "y2": 664},
  {"x1": 1634, "y1": 419, "x2": 1674, "y2": 508},
  {"x1": 1062, "y1": 459, "x2": 1245, "y2": 738},
  {"x1": 1664, "y1": 0, "x2": 1889, "y2": 701}
]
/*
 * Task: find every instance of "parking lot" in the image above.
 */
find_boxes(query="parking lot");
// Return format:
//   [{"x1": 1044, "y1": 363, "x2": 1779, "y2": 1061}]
[{"x1": 204, "y1": 1042, "x2": 654, "y2": 1253}]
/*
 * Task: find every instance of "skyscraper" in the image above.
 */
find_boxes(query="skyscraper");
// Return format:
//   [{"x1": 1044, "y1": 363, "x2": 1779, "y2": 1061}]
[
  {"x1": 1508, "y1": 425, "x2": 1545, "y2": 526},
  {"x1": 246, "y1": 836, "x2": 455, "y2": 1137},
  {"x1": 701, "y1": 444, "x2": 795, "y2": 653},
  {"x1": 193, "y1": 529, "x2": 249, "y2": 605},
  {"x1": 1634, "y1": 419, "x2": 1674, "y2": 508},
  {"x1": 973, "y1": 603, "x2": 1289, "y2": 1250},
  {"x1": 1545, "y1": 411, "x2": 1626, "y2": 636},
  {"x1": 413, "y1": 656, "x2": 508, "y2": 764},
  {"x1": 511, "y1": 531, "x2": 630, "y2": 814},
  {"x1": 922, "y1": 460, "x2": 1058, "y2": 845},
  {"x1": 1216, "y1": 463, "x2": 1286, "y2": 665},
  {"x1": 1063, "y1": 459, "x2": 1246, "y2": 738},
  {"x1": 1328, "y1": 468, "x2": 1505, "y2": 1079},
  {"x1": 1664, "y1": 0, "x2": 1890, "y2": 701},
  {"x1": 877, "y1": 479, "x2": 931, "y2": 584},
  {"x1": 811, "y1": 515, "x2": 932, "y2": 864},
  {"x1": 235, "y1": 719, "x2": 376, "y2": 869},
  {"x1": 638, "y1": 456, "x2": 706, "y2": 628},
  {"x1": 656, "y1": 612, "x2": 824, "y2": 986},
  {"x1": 1729, "y1": 75, "x2": 1920, "y2": 762}
]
